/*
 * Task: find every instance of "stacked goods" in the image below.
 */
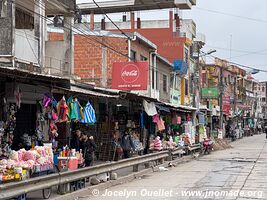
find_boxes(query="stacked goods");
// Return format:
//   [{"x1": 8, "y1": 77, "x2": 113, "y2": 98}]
[
  {"x1": 0, "y1": 146, "x2": 53, "y2": 183},
  {"x1": 149, "y1": 136, "x2": 163, "y2": 151}
]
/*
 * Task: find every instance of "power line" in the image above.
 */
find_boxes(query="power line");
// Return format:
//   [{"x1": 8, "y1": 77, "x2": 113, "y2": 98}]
[
  {"x1": 17, "y1": 1, "x2": 178, "y2": 77},
  {"x1": 91, "y1": 0, "x2": 132, "y2": 40},
  {"x1": 206, "y1": 54, "x2": 267, "y2": 73},
  {"x1": 18, "y1": 1, "x2": 131, "y2": 60},
  {"x1": 196, "y1": 7, "x2": 267, "y2": 24}
]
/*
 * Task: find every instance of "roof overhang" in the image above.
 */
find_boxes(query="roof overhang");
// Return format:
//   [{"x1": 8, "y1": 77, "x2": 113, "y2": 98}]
[{"x1": 78, "y1": 0, "x2": 196, "y2": 15}]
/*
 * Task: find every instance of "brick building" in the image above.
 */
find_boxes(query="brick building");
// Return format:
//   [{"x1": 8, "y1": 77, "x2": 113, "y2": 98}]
[{"x1": 48, "y1": 27, "x2": 159, "y2": 96}]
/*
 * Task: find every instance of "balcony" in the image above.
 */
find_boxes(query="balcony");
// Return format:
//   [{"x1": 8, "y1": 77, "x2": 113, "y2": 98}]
[
  {"x1": 175, "y1": 0, "x2": 196, "y2": 9},
  {"x1": 14, "y1": 29, "x2": 39, "y2": 65},
  {"x1": 78, "y1": 0, "x2": 196, "y2": 14}
]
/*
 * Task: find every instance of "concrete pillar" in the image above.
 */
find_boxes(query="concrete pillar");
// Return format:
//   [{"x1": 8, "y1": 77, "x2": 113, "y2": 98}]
[
  {"x1": 90, "y1": 11, "x2": 94, "y2": 30},
  {"x1": 101, "y1": 47, "x2": 107, "y2": 87},
  {"x1": 63, "y1": 15, "x2": 74, "y2": 76},
  {"x1": 34, "y1": 0, "x2": 45, "y2": 68},
  {"x1": 0, "y1": 0, "x2": 15, "y2": 58}
]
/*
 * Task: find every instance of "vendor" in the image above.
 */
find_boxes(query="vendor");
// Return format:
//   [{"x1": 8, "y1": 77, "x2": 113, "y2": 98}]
[
  {"x1": 82, "y1": 133, "x2": 97, "y2": 167},
  {"x1": 70, "y1": 129, "x2": 82, "y2": 151}
]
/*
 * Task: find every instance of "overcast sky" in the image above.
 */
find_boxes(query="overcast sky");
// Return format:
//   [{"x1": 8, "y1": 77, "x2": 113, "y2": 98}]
[{"x1": 77, "y1": 0, "x2": 267, "y2": 81}]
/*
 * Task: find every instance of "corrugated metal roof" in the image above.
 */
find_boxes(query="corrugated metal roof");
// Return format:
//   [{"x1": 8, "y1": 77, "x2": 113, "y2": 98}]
[{"x1": 71, "y1": 86, "x2": 119, "y2": 98}]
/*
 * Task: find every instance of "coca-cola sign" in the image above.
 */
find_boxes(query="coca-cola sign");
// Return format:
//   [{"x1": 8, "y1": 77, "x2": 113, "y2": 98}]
[
  {"x1": 121, "y1": 64, "x2": 140, "y2": 83},
  {"x1": 112, "y1": 62, "x2": 148, "y2": 91}
]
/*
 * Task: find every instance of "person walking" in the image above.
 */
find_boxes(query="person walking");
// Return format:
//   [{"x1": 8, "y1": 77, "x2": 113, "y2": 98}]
[
  {"x1": 265, "y1": 120, "x2": 267, "y2": 139},
  {"x1": 82, "y1": 134, "x2": 97, "y2": 167}
]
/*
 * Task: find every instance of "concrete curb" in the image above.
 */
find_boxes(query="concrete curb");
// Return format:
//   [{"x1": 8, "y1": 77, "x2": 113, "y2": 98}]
[{"x1": 52, "y1": 156, "x2": 194, "y2": 200}]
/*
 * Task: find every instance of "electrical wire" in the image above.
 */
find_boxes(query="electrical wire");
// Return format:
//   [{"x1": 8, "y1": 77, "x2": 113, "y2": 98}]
[
  {"x1": 91, "y1": 0, "x2": 132, "y2": 41},
  {"x1": 18, "y1": 0, "x2": 184, "y2": 77},
  {"x1": 195, "y1": 7, "x2": 267, "y2": 24},
  {"x1": 20, "y1": 0, "x2": 131, "y2": 60}
]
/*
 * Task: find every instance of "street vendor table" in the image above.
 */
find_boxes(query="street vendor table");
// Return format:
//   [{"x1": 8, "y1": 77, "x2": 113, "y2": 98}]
[{"x1": 57, "y1": 157, "x2": 78, "y2": 171}]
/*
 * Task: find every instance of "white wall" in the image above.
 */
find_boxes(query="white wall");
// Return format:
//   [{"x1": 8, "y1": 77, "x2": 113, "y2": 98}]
[{"x1": 15, "y1": 29, "x2": 39, "y2": 65}]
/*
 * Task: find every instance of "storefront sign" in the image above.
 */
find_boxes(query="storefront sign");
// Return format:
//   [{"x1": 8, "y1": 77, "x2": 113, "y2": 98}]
[
  {"x1": 223, "y1": 95, "x2": 231, "y2": 115},
  {"x1": 201, "y1": 88, "x2": 219, "y2": 99},
  {"x1": 111, "y1": 62, "x2": 148, "y2": 90}
]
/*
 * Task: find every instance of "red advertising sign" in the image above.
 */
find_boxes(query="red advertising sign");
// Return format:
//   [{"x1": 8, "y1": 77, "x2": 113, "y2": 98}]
[
  {"x1": 111, "y1": 62, "x2": 148, "y2": 90},
  {"x1": 223, "y1": 95, "x2": 231, "y2": 115}
]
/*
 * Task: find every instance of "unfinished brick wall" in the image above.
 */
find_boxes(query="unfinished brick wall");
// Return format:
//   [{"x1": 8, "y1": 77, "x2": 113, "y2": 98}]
[{"x1": 48, "y1": 32, "x2": 153, "y2": 88}]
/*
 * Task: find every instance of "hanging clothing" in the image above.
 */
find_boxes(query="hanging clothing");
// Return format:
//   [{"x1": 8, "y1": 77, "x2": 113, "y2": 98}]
[
  {"x1": 177, "y1": 116, "x2": 181, "y2": 124},
  {"x1": 57, "y1": 96, "x2": 69, "y2": 122},
  {"x1": 153, "y1": 114, "x2": 160, "y2": 123},
  {"x1": 140, "y1": 111, "x2": 144, "y2": 129},
  {"x1": 82, "y1": 101, "x2": 96, "y2": 124},
  {"x1": 74, "y1": 98, "x2": 84, "y2": 121},
  {"x1": 157, "y1": 118, "x2": 165, "y2": 131},
  {"x1": 14, "y1": 86, "x2": 22, "y2": 109},
  {"x1": 67, "y1": 97, "x2": 75, "y2": 120},
  {"x1": 42, "y1": 93, "x2": 52, "y2": 108},
  {"x1": 143, "y1": 100, "x2": 157, "y2": 116}
]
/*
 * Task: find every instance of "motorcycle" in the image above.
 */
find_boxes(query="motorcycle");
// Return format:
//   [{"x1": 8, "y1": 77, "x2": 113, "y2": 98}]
[
  {"x1": 202, "y1": 138, "x2": 214, "y2": 154},
  {"x1": 229, "y1": 128, "x2": 237, "y2": 141}
]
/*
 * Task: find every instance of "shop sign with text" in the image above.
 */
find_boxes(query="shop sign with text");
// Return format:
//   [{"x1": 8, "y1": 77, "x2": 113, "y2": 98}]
[{"x1": 112, "y1": 62, "x2": 148, "y2": 90}]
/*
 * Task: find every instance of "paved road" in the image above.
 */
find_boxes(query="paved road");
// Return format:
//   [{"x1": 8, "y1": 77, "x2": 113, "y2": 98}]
[{"x1": 75, "y1": 135, "x2": 267, "y2": 200}]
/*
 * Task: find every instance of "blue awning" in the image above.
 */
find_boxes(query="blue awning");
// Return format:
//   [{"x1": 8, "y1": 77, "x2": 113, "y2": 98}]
[{"x1": 173, "y1": 60, "x2": 188, "y2": 75}]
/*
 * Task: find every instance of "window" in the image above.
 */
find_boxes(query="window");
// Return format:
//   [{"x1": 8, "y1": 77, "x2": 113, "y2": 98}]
[
  {"x1": 185, "y1": 79, "x2": 189, "y2": 96},
  {"x1": 0, "y1": 0, "x2": 7, "y2": 18},
  {"x1": 130, "y1": 50, "x2": 136, "y2": 61},
  {"x1": 262, "y1": 87, "x2": 265, "y2": 92},
  {"x1": 163, "y1": 74, "x2": 167, "y2": 92},
  {"x1": 140, "y1": 55, "x2": 147, "y2": 61},
  {"x1": 262, "y1": 98, "x2": 266, "y2": 102}
]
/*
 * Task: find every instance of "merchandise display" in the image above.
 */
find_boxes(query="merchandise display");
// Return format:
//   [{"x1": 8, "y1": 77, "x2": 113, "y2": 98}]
[{"x1": 0, "y1": 146, "x2": 53, "y2": 183}]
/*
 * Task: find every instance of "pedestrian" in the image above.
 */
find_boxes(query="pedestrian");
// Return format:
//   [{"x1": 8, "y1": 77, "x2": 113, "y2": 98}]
[
  {"x1": 121, "y1": 128, "x2": 135, "y2": 159},
  {"x1": 265, "y1": 120, "x2": 267, "y2": 139},
  {"x1": 70, "y1": 129, "x2": 82, "y2": 151},
  {"x1": 82, "y1": 134, "x2": 97, "y2": 167}
]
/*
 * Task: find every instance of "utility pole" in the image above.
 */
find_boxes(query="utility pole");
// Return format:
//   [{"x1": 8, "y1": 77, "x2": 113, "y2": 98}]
[
  {"x1": 233, "y1": 75, "x2": 237, "y2": 115},
  {"x1": 219, "y1": 66, "x2": 224, "y2": 130}
]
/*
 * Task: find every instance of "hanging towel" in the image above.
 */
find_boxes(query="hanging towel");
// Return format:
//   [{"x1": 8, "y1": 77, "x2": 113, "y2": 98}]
[
  {"x1": 82, "y1": 101, "x2": 96, "y2": 124},
  {"x1": 143, "y1": 100, "x2": 157, "y2": 116}
]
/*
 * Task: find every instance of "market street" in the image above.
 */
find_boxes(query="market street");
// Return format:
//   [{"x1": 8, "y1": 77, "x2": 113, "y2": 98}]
[{"x1": 66, "y1": 135, "x2": 267, "y2": 200}]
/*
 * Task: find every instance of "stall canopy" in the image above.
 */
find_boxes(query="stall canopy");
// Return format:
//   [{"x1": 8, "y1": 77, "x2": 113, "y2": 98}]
[{"x1": 156, "y1": 104, "x2": 171, "y2": 113}]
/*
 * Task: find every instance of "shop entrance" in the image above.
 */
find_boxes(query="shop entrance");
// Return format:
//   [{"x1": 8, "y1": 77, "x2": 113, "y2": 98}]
[{"x1": 12, "y1": 103, "x2": 37, "y2": 150}]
